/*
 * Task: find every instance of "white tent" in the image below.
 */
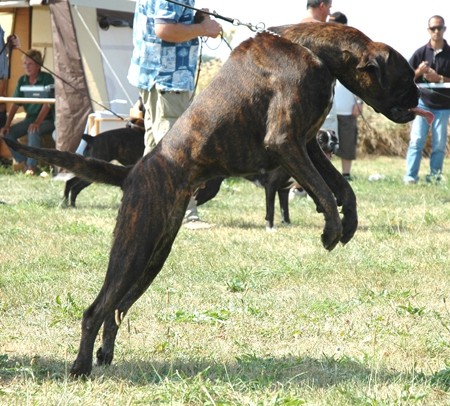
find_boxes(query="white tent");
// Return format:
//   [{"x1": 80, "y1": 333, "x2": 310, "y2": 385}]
[{"x1": 0, "y1": 0, "x2": 138, "y2": 154}]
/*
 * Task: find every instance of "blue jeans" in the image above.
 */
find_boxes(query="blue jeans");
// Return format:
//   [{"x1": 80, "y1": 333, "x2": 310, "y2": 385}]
[
  {"x1": 404, "y1": 101, "x2": 450, "y2": 182},
  {"x1": 5, "y1": 118, "x2": 55, "y2": 168}
]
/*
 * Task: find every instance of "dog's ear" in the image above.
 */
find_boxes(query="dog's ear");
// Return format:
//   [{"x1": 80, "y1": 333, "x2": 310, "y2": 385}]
[{"x1": 356, "y1": 49, "x2": 389, "y2": 89}]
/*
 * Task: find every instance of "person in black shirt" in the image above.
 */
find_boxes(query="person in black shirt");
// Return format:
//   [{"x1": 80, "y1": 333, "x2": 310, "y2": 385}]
[{"x1": 404, "y1": 15, "x2": 450, "y2": 184}]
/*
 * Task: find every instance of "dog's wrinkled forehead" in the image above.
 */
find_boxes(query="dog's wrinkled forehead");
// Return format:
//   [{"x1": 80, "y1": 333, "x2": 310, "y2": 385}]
[{"x1": 317, "y1": 129, "x2": 337, "y2": 144}]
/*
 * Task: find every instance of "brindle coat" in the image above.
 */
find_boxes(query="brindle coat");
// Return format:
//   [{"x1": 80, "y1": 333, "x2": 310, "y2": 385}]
[
  {"x1": 194, "y1": 129, "x2": 339, "y2": 230},
  {"x1": 2, "y1": 23, "x2": 420, "y2": 377}
]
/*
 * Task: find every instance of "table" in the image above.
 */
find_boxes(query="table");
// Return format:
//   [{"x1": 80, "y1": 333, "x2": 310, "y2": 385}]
[{"x1": 0, "y1": 97, "x2": 56, "y2": 104}]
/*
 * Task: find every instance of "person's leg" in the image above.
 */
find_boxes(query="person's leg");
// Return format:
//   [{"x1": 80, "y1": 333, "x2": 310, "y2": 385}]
[
  {"x1": 152, "y1": 90, "x2": 190, "y2": 144},
  {"x1": 341, "y1": 158, "x2": 352, "y2": 176},
  {"x1": 429, "y1": 109, "x2": 450, "y2": 179},
  {"x1": 404, "y1": 106, "x2": 430, "y2": 183},
  {"x1": 140, "y1": 88, "x2": 156, "y2": 156},
  {"x1": 26, "y1": 120, "x2": 55, "y2": 171},
  {"x1": 0, "y1": 79, "x2": 7, "y2": 128},
  {"x1": 336, "y1": 115, "x2": 357, "y2": 180},
  {"x1": 5, "y1": 120, "x2": 32, "y2": 166}
]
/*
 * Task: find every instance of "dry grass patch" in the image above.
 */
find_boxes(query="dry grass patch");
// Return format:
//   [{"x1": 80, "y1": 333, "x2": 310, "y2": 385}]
[{"x1": 1, "y1": 159, "x2": 450, "y2": 405}]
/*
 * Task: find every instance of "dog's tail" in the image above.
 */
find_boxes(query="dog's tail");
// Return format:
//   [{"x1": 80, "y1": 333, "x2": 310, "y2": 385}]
[{"x1": 2, "y1": 137, "x2": 132, "y2": 187}]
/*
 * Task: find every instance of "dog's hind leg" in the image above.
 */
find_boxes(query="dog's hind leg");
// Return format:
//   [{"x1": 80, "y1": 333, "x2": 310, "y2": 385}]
[
  {"x1": 307, "y1": 139, "x2": 357, "y2": 244},
  {"x1": 95, "y1": 225, "x2": 180, "y2": 367},
  {"x1": 63, "y1": 177, "x2": 88, "y2": 207},
  {"x1": 70, "y1": 225, "x2": 183, "y2": 376},
  {"x1": 70, "y1": 182, "x2": 190, "y2": 377},
  {"x1": 278, "y1": 188, "x2": 291, "y2": 225},
  {"x1": 69, "y1": 179, "x2": 92, "y2": 207},
  {"x1": 63, "y1": 178, "x2": 77, "y2": 207},
  {"x1": 264, "y1": 182, "x2": 278, "y2": 230}
]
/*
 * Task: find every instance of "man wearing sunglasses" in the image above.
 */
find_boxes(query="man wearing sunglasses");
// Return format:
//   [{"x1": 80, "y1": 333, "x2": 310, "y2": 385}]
[{"x1": 404, "y1": 15, "x2": 450, "y2": 184}]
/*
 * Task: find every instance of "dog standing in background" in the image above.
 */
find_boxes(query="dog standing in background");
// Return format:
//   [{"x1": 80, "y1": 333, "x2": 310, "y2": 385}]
[{"x1": 63, "y1": 118, "x2": 144, "y2": 207}]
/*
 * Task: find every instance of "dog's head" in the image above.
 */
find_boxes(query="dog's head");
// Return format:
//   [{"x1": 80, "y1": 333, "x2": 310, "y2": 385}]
[
  {"x1": 126, "y1": 117, "x2": 145, "y2": 130},
  {"x1": 317, "y1": 129, "x2": 339, "y2": 159},
  {"x1": 272, "y1": 23, "x2": 433, "y2": 125}
]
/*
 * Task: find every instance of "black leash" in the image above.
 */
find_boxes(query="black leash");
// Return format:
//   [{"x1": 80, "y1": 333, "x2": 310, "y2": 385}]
[
  {"x1": 10, "y1": 2, "x2": 268, "y2": 118},
  {"x1": 166, "y1": 0, "x2": 267, "y2": 33}
]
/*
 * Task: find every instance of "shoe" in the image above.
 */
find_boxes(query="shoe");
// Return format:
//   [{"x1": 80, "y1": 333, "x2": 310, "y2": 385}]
[
  {"x1": 403, "y1": 175, "x2": 417, "y2": 184},
  {"x1": 343, "y1": 173, "x2": 353, "y2": 181},
  {"x1": 425, "y1": 174, "x2": 442, "y2": 184},
  {"x1": 183, "y1": 218, "x2": 214, "y2": 230},
  {"x1": 25, "y1": 168, "x2": 36, "y2": 176}
]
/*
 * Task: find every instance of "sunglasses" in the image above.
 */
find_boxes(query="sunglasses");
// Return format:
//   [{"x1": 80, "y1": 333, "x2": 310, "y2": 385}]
[{"x1": 428, "y1": 25, "x2": 445, "y2": 32}]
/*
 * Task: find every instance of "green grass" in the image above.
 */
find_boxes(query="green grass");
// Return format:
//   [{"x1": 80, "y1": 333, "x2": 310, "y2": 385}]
[{"x1": 1, "y1": 156, "x2": 450, "y2": 405}]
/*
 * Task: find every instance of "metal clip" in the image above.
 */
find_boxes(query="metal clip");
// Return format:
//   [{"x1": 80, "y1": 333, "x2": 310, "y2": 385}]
[{"x1": 232, "y1": 19, "x2": 265, "y2": 33}]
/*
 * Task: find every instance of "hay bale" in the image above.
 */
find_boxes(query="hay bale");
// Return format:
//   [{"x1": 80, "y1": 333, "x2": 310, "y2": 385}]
[{"x1": 356, "y1": 107, "x2": 447, "y2": 157}]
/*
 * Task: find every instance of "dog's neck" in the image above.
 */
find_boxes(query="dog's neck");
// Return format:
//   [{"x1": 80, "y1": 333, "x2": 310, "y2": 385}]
[{"x1": 272, "y1": 23, "x2": 373, "y2": 93}]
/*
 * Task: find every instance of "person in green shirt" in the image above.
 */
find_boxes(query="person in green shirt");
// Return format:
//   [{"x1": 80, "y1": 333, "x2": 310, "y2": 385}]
[{"x1": 1, "y1": 49, "x2": 54, "y2": 175}]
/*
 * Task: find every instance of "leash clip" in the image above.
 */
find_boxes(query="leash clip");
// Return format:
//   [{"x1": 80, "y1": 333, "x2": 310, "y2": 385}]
[{"x1": 232, "y1": 19, "x2": 266, "y2": 33}]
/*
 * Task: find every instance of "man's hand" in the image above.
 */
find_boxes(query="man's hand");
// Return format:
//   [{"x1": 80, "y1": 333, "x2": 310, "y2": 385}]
[
  {"x1": 7, "y1": 35, "x2": 20, "y2": 48},
  {"x1": 199, "y1": 15, "x2": 222, "y2": 38}
]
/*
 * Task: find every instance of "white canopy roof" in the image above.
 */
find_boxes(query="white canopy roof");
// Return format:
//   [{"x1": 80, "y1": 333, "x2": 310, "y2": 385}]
[{"x1": 0, "y1": 0, "x2": 136, "y2": 13}]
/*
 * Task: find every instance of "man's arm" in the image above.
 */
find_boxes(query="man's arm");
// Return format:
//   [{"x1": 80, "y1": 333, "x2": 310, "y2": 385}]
[{"x1": 155, "y1": 15, "x2": 221, "y2": 42}]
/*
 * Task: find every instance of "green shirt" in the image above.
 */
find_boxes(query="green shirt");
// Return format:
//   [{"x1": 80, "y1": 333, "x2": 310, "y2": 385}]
[{"x1": 13, "y1": 71, "x2": 55, "y2": 122}]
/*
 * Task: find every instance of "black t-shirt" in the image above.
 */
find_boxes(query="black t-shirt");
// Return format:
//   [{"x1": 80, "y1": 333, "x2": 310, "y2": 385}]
[{"x1": 409, "y1": 40, "x2": 450, "y2": 109}]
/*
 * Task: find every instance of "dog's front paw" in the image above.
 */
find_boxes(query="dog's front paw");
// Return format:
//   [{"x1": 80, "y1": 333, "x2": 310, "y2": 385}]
[
  {"x1": 96, "y1": 346, "x2": 114, "y2": 366},
  {"x1": 69, "y1": 359, "x2": 93, "y2": 378},
  {"x1": 340, "y1": 212, "x2": 358, "y2": 245},
  {"x1": 321, "y1": 223, "x2": 342, "y2": 251}
]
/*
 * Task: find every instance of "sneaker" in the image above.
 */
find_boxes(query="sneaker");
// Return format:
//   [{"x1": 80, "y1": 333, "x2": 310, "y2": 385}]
[
  {"x1": 425, "y1": 174, "x2": 442, "y2": 184},
  {"x1": 403, "y1": 176, "x2": 417, "y2": 185},
  {"x1": 343, "y1": 173, "x2": 353, "y2": 182},
  {"x1": 25, "y1": 169, "x2": 36, "y2": 176}
]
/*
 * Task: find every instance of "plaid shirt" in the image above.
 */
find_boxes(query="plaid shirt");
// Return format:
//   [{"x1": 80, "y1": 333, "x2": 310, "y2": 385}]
[{"x1": 127, "y1": 0, "x2": 199, "y2": 92}]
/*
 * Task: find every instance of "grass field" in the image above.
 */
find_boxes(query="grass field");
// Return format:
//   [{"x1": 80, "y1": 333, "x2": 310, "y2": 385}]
[{"x1": 1, "y1": 156, "x2": 450, "y2": 405}]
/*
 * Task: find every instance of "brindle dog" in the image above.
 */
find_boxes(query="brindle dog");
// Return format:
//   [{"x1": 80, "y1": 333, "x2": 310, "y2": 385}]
[{"x1": 3, "y1": 23, "x2": 427, "y2": 377}]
